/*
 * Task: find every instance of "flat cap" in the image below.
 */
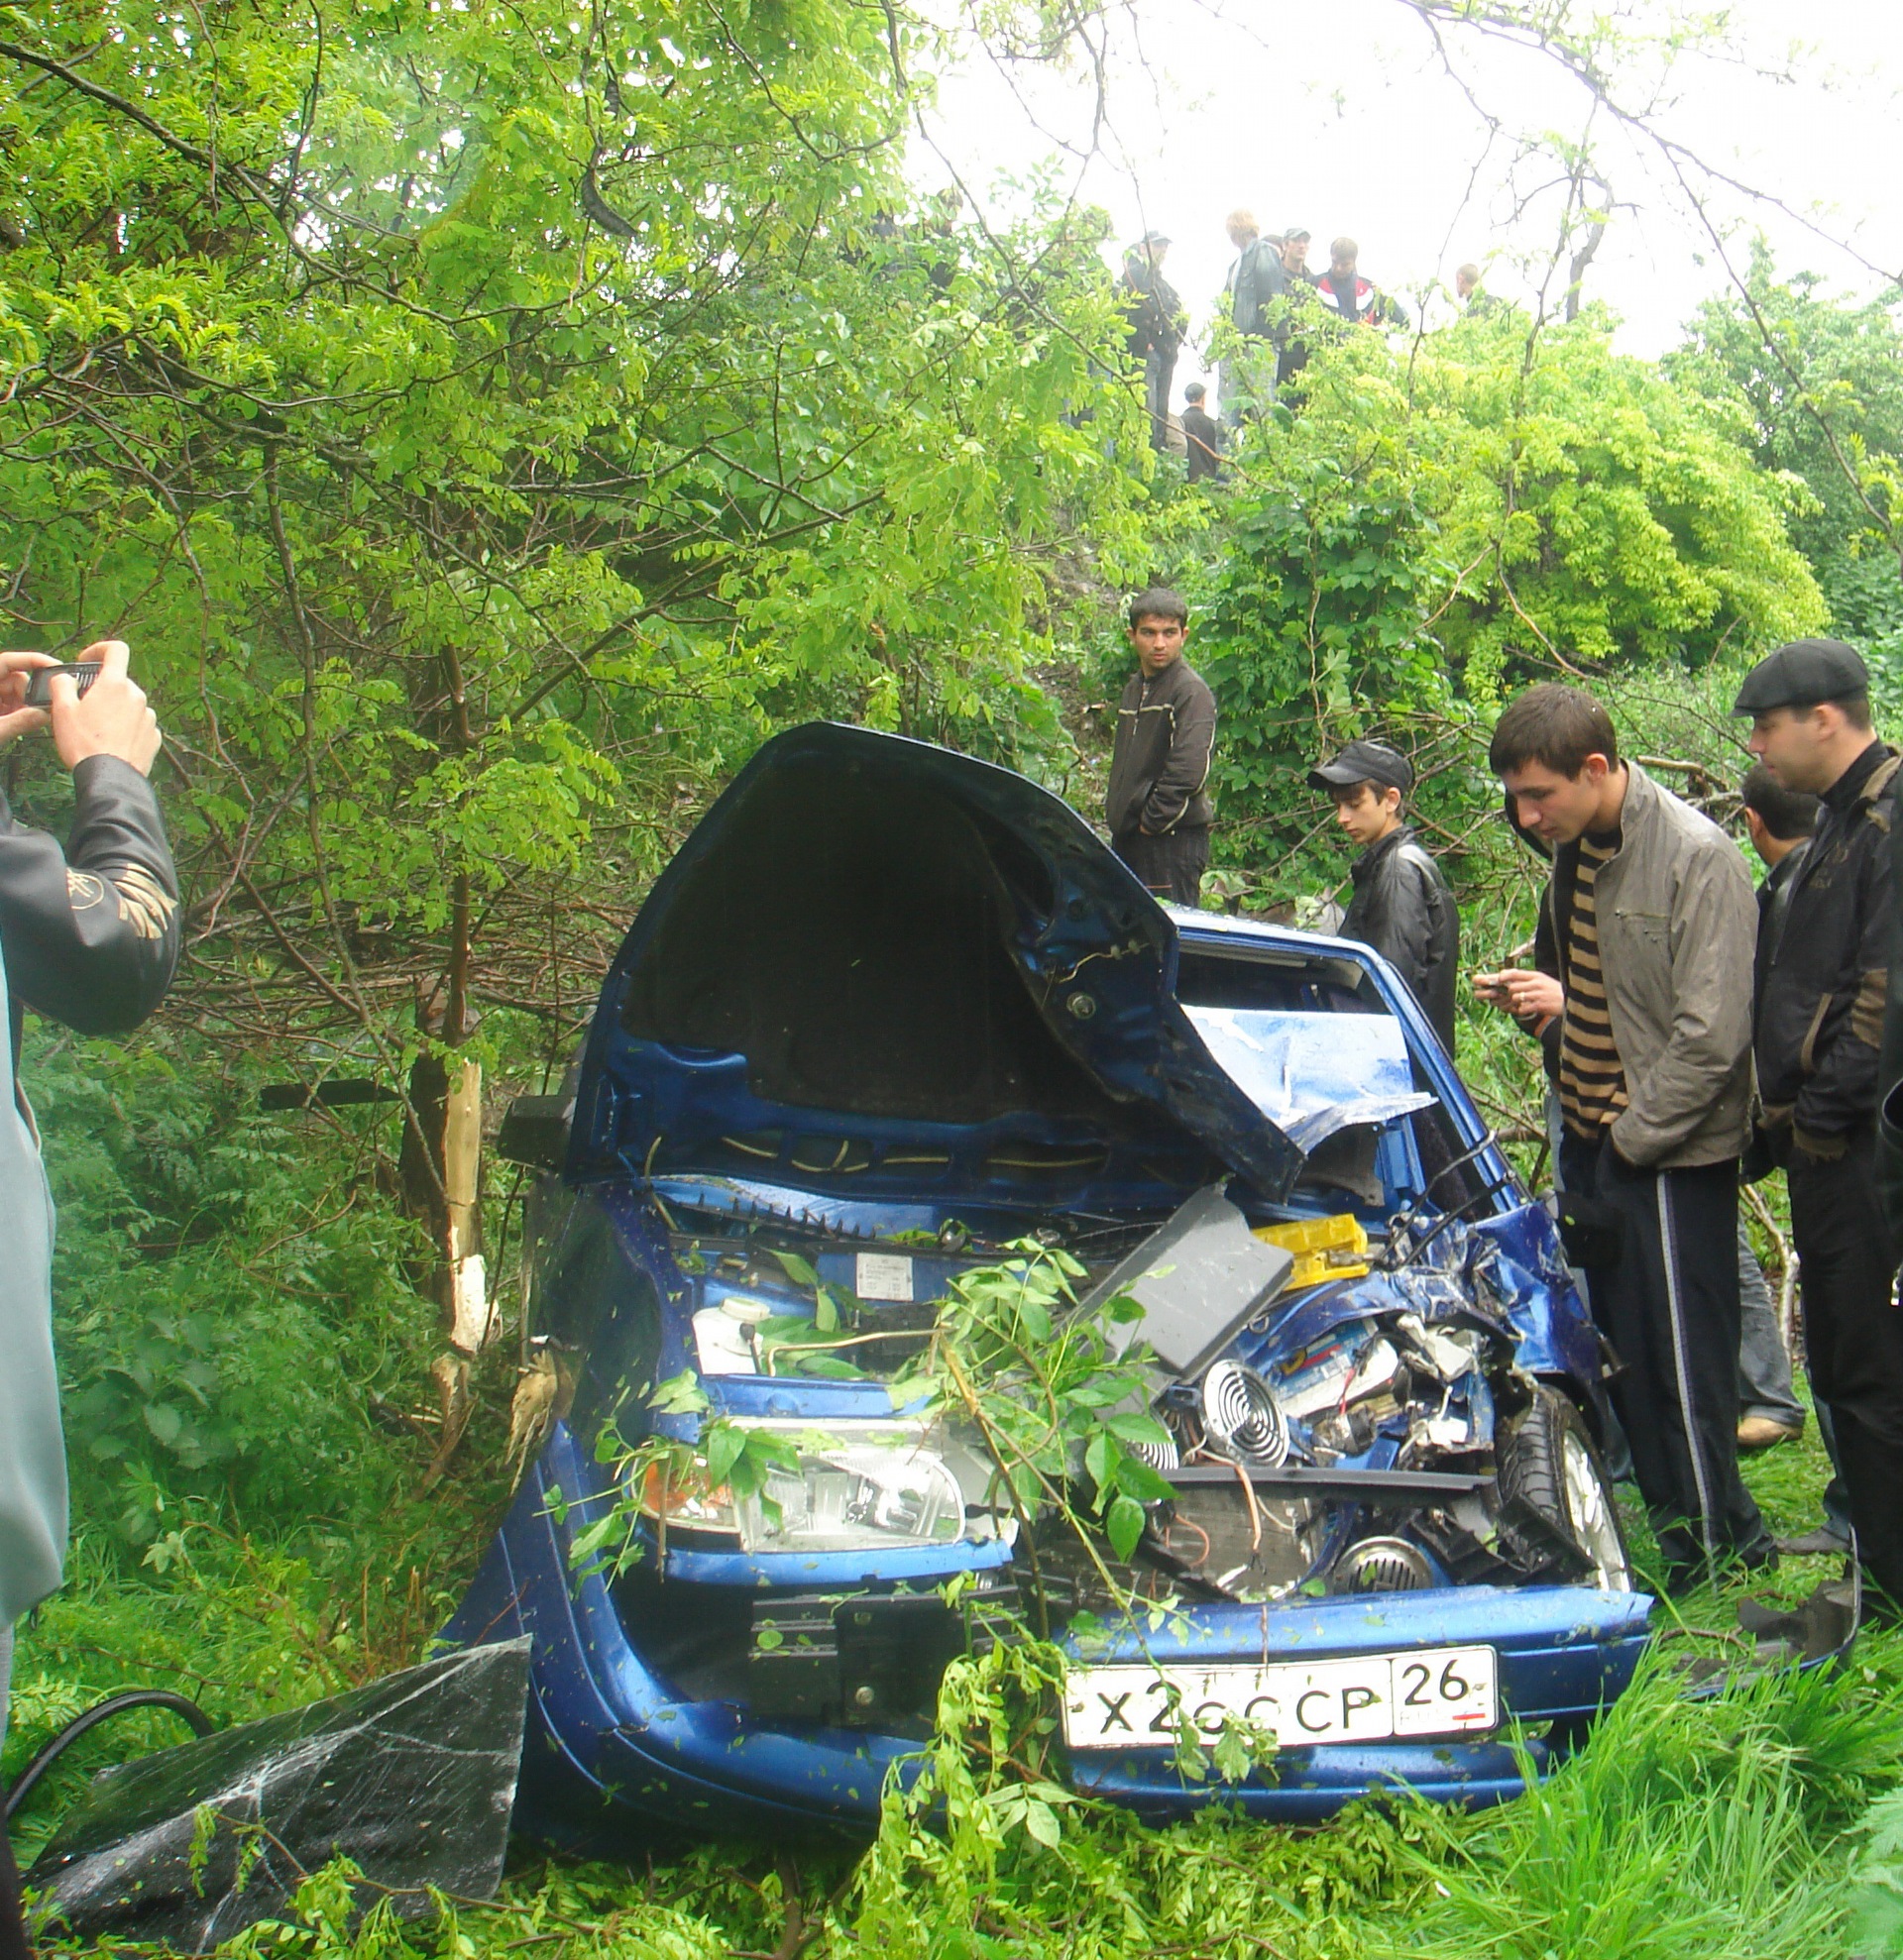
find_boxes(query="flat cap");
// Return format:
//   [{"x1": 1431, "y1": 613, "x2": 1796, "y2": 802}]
[
  {"x1": 1307, "y1": 739, "x2": 1413, "y2": 794},
  {"x1": 1733, "y1": 638, "x2": 1870, "y2": 715},
  {"x1": 1283, "y1": 224, "x2": 1310, "y2": 242}
]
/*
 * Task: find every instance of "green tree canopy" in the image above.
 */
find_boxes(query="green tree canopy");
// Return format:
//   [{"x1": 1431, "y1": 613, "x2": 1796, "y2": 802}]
[
  {"x1": 1188, "y1": 306, "x2": 1825, "y2": 875},
  {"x1": 0, "y1": 0, "x2": 1148, "y2": 1073}
]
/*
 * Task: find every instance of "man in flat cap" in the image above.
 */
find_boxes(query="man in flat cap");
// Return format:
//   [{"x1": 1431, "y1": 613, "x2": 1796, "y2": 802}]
[
  {"x1": 1309, "y1": 739, "x2": 1458, "y2": 1049},
  {"x1": 1738, "y1": 637, "x2": 1903, "y2": 1619}
]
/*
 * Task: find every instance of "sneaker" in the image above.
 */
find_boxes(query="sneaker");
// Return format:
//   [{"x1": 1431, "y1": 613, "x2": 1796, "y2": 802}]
[{"x1": 1737, "y1": 1416, "x2": 1802, "y2": 1451}]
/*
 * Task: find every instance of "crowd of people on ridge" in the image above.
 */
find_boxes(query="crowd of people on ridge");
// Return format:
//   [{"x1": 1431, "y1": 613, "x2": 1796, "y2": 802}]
[{"x1": 1119, "y1": 210, "x2": 1492, "y2": 464}]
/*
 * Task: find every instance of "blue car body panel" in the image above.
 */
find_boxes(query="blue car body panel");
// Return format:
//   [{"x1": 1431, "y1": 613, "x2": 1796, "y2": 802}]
[
  {"x1": 447, "y1": 723, "x2": 1651, "y2": 1842},
  {"x1": 443, "y1": 1432, "x2": 1651, "y2": 1844}
]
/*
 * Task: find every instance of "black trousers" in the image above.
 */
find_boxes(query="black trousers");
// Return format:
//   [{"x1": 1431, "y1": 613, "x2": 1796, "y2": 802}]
[
  {"x1": 1786, "y1": 1129, "x2": 1903, "y2": 1613},
  {"x1": 1560, "y1": 1133, "x2": 1771, "y2": 1583},
  {"x1": 0, "y1": 1821, "x2": 29, "y2": 1960},
  {"x1": 1114, "y1": 826, "x2": 1208, "y2": 909}
]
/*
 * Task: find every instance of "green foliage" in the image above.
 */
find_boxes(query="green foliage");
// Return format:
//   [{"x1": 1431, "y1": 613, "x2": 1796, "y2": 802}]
[
  {"x1": 1671, "y1": 241, "x2": 1903, "y2": 665},
  {"x1": 1392, "y1": 1653, "x2": 1902, "y2": 1958},
  {"x1": 0, "y1": 2, "x2": 1147, "y2": 1079},
  {"x1": 29, "y1": 1027, "x2": 447, "y2": 1550},
  {"x1": 1177, "y1": 309, "x2": 1820, "y2": 905}
]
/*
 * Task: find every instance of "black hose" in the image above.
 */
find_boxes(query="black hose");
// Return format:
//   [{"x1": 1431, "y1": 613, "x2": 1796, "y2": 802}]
[{"x1": 3, "y1": 1690, "x2": 216, "y2": 1821}]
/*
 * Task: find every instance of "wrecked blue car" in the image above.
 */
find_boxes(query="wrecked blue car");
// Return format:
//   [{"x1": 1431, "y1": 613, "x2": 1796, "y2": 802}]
[{"x1": 446, "y1": 722, "x2": 1651, "y2": 1847}]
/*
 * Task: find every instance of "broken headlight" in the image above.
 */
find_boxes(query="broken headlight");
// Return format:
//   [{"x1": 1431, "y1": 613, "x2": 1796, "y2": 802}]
[{"x1": 731, "y1": 1423, "x2": 967, "y2": 1555}]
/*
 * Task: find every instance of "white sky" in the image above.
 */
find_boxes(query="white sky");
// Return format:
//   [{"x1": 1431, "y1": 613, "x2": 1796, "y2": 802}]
[{"x1": 916, "y1": 0, "x2": 1903, "y2": 391}]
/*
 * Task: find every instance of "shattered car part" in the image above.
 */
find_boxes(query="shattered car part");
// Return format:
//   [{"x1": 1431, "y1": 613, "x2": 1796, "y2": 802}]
[
  {"x1": 1079, "y1": 1184, "x2": 1294, "y2": 1379},
  {"x1": 28, "y1": 1642, "x2": 528, "y2": 1952},
  {"x1": 454, "y1": 723, "x2": 1650, "y2": 1843}
]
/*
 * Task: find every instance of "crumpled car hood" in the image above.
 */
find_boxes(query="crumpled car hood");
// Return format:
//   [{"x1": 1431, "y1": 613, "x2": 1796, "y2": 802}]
[{"x1": 570, "y1": 722, "x2": 1304, "y2": 1203}]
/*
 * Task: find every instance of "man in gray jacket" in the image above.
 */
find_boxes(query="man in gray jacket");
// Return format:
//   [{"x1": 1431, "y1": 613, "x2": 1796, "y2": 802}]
[
  {"x1": 1478, "y1": 684, "x2": 1772, "y2": 1592},
  {"x1": 1104, "y1": 589, "x2": 1216, "y2": 907}
]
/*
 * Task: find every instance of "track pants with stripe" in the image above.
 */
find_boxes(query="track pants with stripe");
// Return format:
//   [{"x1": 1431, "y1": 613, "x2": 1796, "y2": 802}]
[
  {"x1": 1786, "y1": 1129, "x2": 1903, "y2": 1614},
  {"x1": 1559, "y1": 1134, "x2": 1772, "y2": 1585}
]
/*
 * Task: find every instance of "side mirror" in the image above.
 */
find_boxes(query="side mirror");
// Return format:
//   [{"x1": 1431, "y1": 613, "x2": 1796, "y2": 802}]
[{"x1": 497, "y1": 1095, "x2": 572, "y2": 1172}]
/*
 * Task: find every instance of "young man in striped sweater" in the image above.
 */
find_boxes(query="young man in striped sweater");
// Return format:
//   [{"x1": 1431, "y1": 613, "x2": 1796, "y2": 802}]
[{"x1": 1477, "y1": 685, "x2": 1773, "y2": 1594}]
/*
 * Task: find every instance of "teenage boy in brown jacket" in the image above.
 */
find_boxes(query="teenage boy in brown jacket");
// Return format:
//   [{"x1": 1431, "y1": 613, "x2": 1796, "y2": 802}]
[
  {"x1": 1105, "y1": 589, "x2": 1216, "y2": 907},
  {"x1": 1478, "y1": 684, "x2": 1773, "y2": 1593}
]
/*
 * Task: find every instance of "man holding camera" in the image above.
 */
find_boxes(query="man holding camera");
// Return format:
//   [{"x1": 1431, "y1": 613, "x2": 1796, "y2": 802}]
[{"x1": 0, "y1": 639, "x2": 176, "y2": 1956}]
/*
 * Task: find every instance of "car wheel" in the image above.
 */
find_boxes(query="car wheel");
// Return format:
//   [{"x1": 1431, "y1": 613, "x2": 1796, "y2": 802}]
[{"x1": 1497, "y1": 1386, "x2": 1633, "y2": 1591}]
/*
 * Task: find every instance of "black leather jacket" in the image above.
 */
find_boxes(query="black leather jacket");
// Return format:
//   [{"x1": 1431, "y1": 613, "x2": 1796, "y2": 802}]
[
  {"x1": 1, "y1": 755, "x2": 180, "y2": 1060},
  {"x1": 1339, "y1": 824, "x2": 1458, "y2": 1052},
  {"x1": 1755, "y1": 740, "x2": 1898, "y2": 1159},
  {"x1": 1877, "y1": 790, "x2": 1903, "y2": 1234}
]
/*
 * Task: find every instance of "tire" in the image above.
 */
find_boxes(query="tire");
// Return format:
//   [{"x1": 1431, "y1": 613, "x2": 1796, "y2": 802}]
[{"x1": 1495, "y1": 1386, "x2": 1633, "y2": 1591}]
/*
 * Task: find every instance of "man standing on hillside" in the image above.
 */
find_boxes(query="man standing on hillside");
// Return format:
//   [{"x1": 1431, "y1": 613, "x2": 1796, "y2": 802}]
[
  {"x1": 0, "y1": 638, "x2": 176, "y2": 1959},
  {"x1": 1220, "y1": 209, "x2": 1284, "y2": 418},
  {"x1": 1273, "y1": 225, "x2": 1315, "y2": 387},
  {"x1": 1738, "y1": 638, "x2": 1903, "y2": 1620},
  {"x1": 1180, "y1": 383, "x2": 1224, "y2": 483},
  {"x1": 1316, "y1": 238, "x2": 1408, "y2": 327},
  {"x1": 1307, "y1": 739, "x2": 1458, "y2": 1050},
  {"x1": 1119, "y1": 233, "x2": 1184, "y2": 452},
  {"x1": 1105, "y1": 589, "x2": 1216, "y2": 908},
  {"x1": 1477, "y1": 684, "x2": 1772, "y2": 1593},
  {"x1": 1735, "y1": 764, "x2": 1818, "y2": 1456}
]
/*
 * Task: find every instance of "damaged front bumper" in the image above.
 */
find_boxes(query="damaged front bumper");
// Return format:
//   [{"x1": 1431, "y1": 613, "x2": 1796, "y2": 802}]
[{"x1": 444, "y1": 1427, "x2": 1653, "y2": 1846}]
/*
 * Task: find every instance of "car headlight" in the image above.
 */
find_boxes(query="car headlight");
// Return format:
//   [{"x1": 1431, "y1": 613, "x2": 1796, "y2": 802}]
[{"x1": 732, "y1": 1424, "x2": 966, "y2": 1554}]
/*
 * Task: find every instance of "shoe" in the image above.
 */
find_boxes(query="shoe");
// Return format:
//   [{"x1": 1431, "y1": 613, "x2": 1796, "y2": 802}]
[
  {"x1": 1775, "y1": 1529, "x2": 1851, "y2": 1558},
  {"x1": 1737, "y1": 1416, "x2": 1802, "y2": 1450}
]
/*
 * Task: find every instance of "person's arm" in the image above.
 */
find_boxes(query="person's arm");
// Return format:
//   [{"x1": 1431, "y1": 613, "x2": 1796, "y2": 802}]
[
  {"x1": 1377, "y1": 850, "x2": 1437, "y2": 997},
  {"x1": 1607, "y1": 844, "x2": 1755, "y2": 1167},
  {"x1": 1139, "y1": 678, "x2": 1215, "y2": 833},
  {"x1": 1792, "y1": 820, "x2": 1892, "y2": 1155},
  {"x1": 0, "y1": 642, "x2": 177, "y2": 1035}
]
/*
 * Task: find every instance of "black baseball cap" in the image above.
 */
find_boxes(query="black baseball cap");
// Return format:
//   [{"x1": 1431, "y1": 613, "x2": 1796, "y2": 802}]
[
  {"x1": 1307, "y1": 739, "x2": 1413, "y2": 794},
  {"x1": 1732, "y1": 638, "x2": 1870, "y2": 715}
]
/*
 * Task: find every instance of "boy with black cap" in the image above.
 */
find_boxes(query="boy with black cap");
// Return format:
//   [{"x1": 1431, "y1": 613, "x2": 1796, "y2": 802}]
[
  {"x1": 1736, "y1": 636, "x2": 1903, "y2": 1618},
  {"x1": 1308, "y1": 739, "x2": 1458, "y2": 1050}
]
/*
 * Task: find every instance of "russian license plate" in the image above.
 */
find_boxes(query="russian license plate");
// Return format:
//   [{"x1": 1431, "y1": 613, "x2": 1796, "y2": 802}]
[{"x1": 1063, "y1": 1645, "x2": 1497, "y2": 1750}]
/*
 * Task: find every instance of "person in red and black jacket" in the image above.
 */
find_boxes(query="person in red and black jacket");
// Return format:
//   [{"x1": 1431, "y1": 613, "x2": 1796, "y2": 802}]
[{"x1": 1315, "y1": 237, "x2": 1408, "y2": 329}]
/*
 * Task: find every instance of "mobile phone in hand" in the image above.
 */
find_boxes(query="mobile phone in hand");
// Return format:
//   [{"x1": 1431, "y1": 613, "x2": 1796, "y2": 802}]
[{"x1": 23, "y1": 661, "x2": 101, "y2": 708}]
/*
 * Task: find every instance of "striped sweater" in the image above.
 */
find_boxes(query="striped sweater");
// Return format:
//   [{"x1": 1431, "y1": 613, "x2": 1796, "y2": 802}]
[{"x1": 1557, "y1": 829, "x2": 1630, "y2": 1141}]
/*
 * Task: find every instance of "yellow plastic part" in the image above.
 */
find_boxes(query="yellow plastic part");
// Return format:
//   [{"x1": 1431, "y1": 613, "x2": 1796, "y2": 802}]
[{"x1": 1253, "y1": 1213, "x2": 1372, "y2": 1290}]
